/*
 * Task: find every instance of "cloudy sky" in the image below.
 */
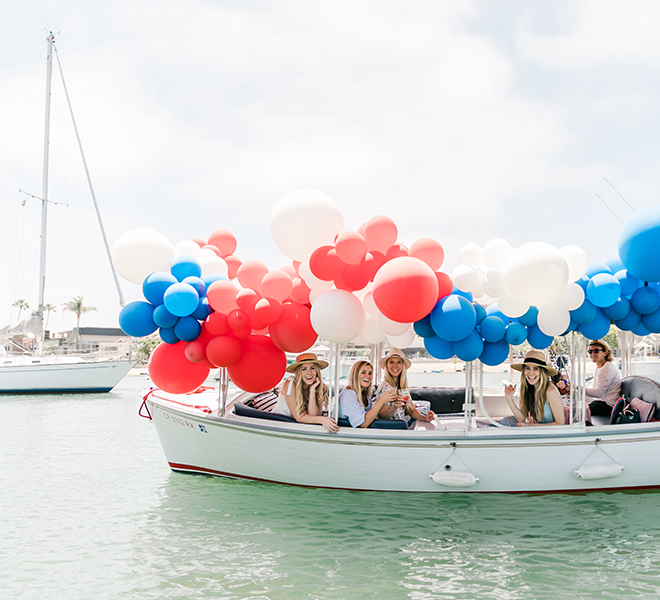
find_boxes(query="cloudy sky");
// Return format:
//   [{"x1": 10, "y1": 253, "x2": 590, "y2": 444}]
[{"x1": 1, "y1": 0, "x2": 658, "y2": 330}]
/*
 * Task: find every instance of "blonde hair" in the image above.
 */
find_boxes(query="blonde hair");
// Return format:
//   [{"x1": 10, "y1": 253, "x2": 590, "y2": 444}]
[
  {"x1": 292, "y1": 363, "x2": 328, "y2": 417},
  {"x1": 520, "y1": 364, "x2": 550, "y2": 422},
  {"x1": 346, "y1": 360, "x2": 373, "y2": 408},
  {"x1": 383, "y1": 356, "x2": 409, "y2": 390}
]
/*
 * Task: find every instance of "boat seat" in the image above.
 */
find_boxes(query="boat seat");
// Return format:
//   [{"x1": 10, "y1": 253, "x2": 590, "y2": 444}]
[
  {"x1": 337, "y1": 417, "x2": 408, "y2": 430},
  {"x1": 409, "y1": 387, "x2": 465, "y2": 415},
  {"x1": 620, "y1": 375, "x2": 660, "y2": 420}
]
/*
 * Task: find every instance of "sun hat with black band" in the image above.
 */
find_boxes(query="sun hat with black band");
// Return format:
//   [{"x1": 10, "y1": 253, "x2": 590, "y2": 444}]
[
  {"x1": 378, "y1": 347, "x2": 412, "y2": 370},
  {"x1": 511, "y1": 350, "x2": 558, "y2": 377},
  {"x1": 286, "y1": 352, "x2": 329, "y2": 373}
]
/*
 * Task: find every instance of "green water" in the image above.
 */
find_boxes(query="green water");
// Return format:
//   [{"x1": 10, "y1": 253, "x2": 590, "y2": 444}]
[{"x1": 3, "y1": 376, "x2": 660, "y2": 599}]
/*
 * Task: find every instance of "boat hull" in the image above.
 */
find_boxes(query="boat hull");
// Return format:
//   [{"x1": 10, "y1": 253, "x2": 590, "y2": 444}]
[
  {"x1": 146, "y1": 394, "x2": 660, "y2": 493},
  {"x1": 0, "y1": 359, "x2": 136, "y2": 393}
]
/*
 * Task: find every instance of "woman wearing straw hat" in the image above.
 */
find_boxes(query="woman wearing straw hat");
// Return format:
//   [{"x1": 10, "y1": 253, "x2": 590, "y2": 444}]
[
  {"x1": 502, "y1": 350, "x2": 565, "y2": 426},
  {"x1": 375, "y1": 348, "x2": 435, "y2": 426},
  {"x1": 274, "y1": 352, "x2": 339, "y2": 433},
  {"x1": 585, "y1": 339, "x2": 621, "y2": 417}
]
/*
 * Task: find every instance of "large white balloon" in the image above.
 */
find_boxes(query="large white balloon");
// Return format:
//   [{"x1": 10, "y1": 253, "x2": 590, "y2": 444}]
[
  {"x1": 112, "y1": 229, "x2": 174, "y2": 285},
  {"x1": 498, "y1": 293, "x2": 531, "y2": 319},
  {"x1": 504, "y1": 242, "x2": 569, "y2": 306},
  {"x1": 175, "y1": 240, "x2": 202, "y2": 259},
  {"x1": 482, "y1": 269, "x2": 509, "y2": 298},
  {"x1": 537, "y1": 303, "x2": 570, "y2": 337},
  {"x1": 556, "y1": 282, "x2": 585, "y2": 311},
  {"x1": 452, "y1": 265, "x2": 483, "y2": 293},
  {"x1": 459, "y1": 243, "x2": 484, "y2": 269},
  {"x1": 387, "y1": 326, "x2": 416, "y2": 348},
  {"x1": 310, "y1": 290, "x2": 365, "y2": 343},
  {"x1": 271, "y1": 190, "x2": 345, "y2": 261},
  {"x1": 559, "y1": 245, "x2": 589, "y2": 283},
  {"x1": 482, "y1": 239, "x2": 512, "y2": 270}
]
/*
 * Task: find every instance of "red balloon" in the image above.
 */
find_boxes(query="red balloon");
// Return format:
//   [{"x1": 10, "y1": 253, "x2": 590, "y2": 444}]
[
  {"x1": 201, "y1": 244, "x2": 221, "y2": 256},
  {"x1": 206, "y1": 280, "x2": 238, "y2": 313},
  {"x1": 270, "y1": 302, "x2": 318, "y2": 352},
  {"x1": 248, "y1": 311, "x2": 269, "y2": 331},
  {"x1": 148, "y1": 341, "x2": 210, "y2": 394},
  {"x1": 207, "y1": 229, "x2": 237, "y2": 257},
  {"x1": 224, "y1": 255, "x2": 242, "y2": 280},
  {"x1": 199, "y1": 322, "x2": 216, "y2": 342},
  {"x1": 206, "y1": 335, "x2": 241, "y2": 367},
  {"x1": 236, "y1": 288, "x2": 261, "y2": 312},
  {"x1": 184, "y1": 340, "x2": 207, "y2": 363},
  {"x1": 227, "y1": 335, "x2": 287, "y2": 393},
  {"x1": 359, "y1": 251, "x2": 387, "y2": 281},
  {"x1": 191, "y1": 237, "x2": 206, "y2": 248},
  {"x1": 362, "y1": 215, "x2": 398, "y2": 253},
  {"x1": 386, "y1": 243, "x2": 408, "y2": 260},
  {"x1": 280, "y1": 264, "x2": 297, "y2": 279},
  {"x1": 436, "y1": 271, "x2": 453, "y2": 299},
  {"x1": 372, "y1": 256, "x2": 439, "y2": 323},
  {"x1": 254, "y1": 297, "x2": 283, "y2": 324},
  {"x1": 237, "y1": 260, "x2": 268, "y2": 293},
  {"x1": 290, "y1": 277, "x2": 311, "y2": 305},
  {"x1": 231, "y1": 326, "x2": 252, "y2": 340},
  {"x1": 227, "y1": 309, "x2": 249, "y2": 330},
  {"x1": 260, "y1": 270, "x2": 293, "y2": 302},
  {"x1": 335, "y1": 263, "x2": 369, "y2": 292},
  {"x1": 334, "y1": 230, "x2": 367, "y2": 265},
  {"x1": 205, "y1": 311, "x2": 229, "y2": 336},
  {"x1": 309, "y1": 245, "x2": 345, "y2": 281},
  {"x1": 409, "y1": 238, "x2": 445, "y2": 271}
]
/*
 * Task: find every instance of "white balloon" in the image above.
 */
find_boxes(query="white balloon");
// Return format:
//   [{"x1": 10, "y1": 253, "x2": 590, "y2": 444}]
[
  {"x1": 504, "y1": 242, "x2": 569, "y2": 306},
  {"x1": 362, "y1": 291, "x2": 380, "y2": 316},
  {"x1": 112, "y1": 229, "x2": 174, "y2": 285},
  {"x1": 299, "y1": 262, "x2": 334, "y2": 293},
  {"x1": 311, "y1": 290, "x2": 365, "y2": 343},
  {"x1": 175, "y1": 240, "x2": 202, "y2": 259},
  {"x1": 559, "y1": 245, "x2": 589, "y2": 282},
  {"x1": 482, "y1": 239, "x2": 512, "y2": 270},
  {"x1": 378, "y1": 314, "x2": 410, "y2": 336},
  {"x1": 537, "y1": 303, "x2": 570, "y2": 337},
  {"x1": 309, "y1": 289, "x2": 323, "y2": 304},
  {"x1": 459, "y1": 243, "x2": 484, "y2": 268},
  {"x1": 387, "y1": 326, "x2": 415, "y2": 348},
  {"x1": 556, "y1": 282, "x2": 585, "y2": 311},
  {"x1": 482, "y1": 269, "x2": 509, "y2": 298},
  {"x1": 200, "y1": 248, "x2": 219, "y2": 259},
  {"x1": 361, "y1": 316, "x2": 387, "y2": 344},
  {"x1": 452, "y1": 265, "x2": 483, "y2": 293},
  {"x1": 498, "y1": 293, "x2": 531, "y2": 319},
  {"x1": 200, "y1": 255, "x2": 228, "y2": 278},
  {"x1": 271, "y1": 190, "x2": 345, "y2": 261}
]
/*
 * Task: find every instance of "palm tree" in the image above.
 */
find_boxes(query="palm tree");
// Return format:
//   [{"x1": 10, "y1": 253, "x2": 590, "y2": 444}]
[
  {"x1": 63, "y1": 296, "x2": 96, "y2": 345},
  {"x1": 12, "y1": 299, "x2": 30, "y2": 321},
  {"x1": 43, "y1": 303, "x2": 56, "y2": 330}
]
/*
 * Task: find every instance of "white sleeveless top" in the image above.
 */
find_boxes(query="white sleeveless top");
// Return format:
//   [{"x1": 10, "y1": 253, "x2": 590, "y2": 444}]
[{"x1": 275, "y1": 379, "x2": 294, "y2": 416}]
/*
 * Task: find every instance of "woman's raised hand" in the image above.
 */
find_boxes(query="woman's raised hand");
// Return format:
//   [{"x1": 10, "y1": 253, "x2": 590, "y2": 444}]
[{"x1": 504, "y1": 383, "x2": 516, "y2": 399}]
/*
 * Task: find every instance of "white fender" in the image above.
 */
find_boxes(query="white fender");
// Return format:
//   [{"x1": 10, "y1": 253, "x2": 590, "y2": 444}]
[
  {"x1": 574, "y1": 463, "x2": 624, "y2": 480},
  {"x1": 429, "y1": 471, "x2": 479, "y2": 487}
]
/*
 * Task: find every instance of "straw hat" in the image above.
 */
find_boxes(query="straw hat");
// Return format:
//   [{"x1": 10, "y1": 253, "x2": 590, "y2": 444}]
[
  {"x1": 286, "y1": 352, "x2": 329, "y2": 373},
  {"x1": 378, "y1": 347, "x2": 412, "y2": 370},
  {"x1": 511, "y1": 350, "x2": 558, "y2": 377},
  {"x1": 589, "y1": 339, "x2": 611, "y2": 353}
]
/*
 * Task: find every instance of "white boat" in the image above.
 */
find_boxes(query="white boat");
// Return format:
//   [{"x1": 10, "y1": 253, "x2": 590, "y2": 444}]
[{"x1": 0, "y1": 33, "x2": 136, "y2": 394}]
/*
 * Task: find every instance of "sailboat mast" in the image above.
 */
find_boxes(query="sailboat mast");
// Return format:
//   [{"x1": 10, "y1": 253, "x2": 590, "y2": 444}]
[{"x1": 38, "y1": 32, "x2": 55, "y2": 320}]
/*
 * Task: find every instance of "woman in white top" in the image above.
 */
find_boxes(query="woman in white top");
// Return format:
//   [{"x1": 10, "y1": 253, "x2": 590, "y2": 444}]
[
  {"x1": 275, "y1": 352, "x2": 338, "y2": 433},
  {"x1": 338, "y1": 361, "x2": 394, "y2": 428},
  {"x1": 586, "y1": 339, "x2": 621, "y2": 417}
]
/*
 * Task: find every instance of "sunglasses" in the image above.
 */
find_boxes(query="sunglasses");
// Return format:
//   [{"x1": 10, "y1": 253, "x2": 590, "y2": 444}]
[{"x1": 588, "y1": 349, "x2": 603, "y2": 354}]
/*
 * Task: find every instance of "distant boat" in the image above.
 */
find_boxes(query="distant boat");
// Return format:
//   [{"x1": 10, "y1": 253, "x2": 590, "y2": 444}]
[{"x1": 0, "y1": 32, "x2": 135, "y2": 394}]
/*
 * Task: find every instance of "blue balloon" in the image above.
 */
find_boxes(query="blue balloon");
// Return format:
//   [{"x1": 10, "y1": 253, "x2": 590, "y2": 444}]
[
  {"x1": 142, "y1": 271, "x2": 177, "y2": 306},
  {"x1": 118, "y1": 301, "x2": 157, "y2": 337},
  {"x1": 505, "y1": 322, "x2": 527, "y2": 345},
  {"x1": 430, "y1": 295, "x2": 477, "y2": 342},
  {"x1": 570, "y1": 299, "x2": 597, "y2": 325},
  {"x1": 631, "y1": 286, "x2": 660, "y2": 315},
  {"x1": 632, "y1": 322, "x2": 651, "y2": 336},
  {"x1": 414, "y1": 314, "x2": 435, "y2": 338},
  {"x1": 586, "y1": 273, "x2": 621, "y2": 308},
  {"x1": 451, "y1": 286, "x2": 473, "y2": 302},
  {"x1": 192, "y1": 298, "x2": 212, "y2": 321},
  {"x1": 615, "y1": 269, "x2": 640, "y2": 297},
  {"x1": 561, "y1": 318, "x2": 578, "y2": 335},
  {"x1": 601, "y1": 296, "x2": 630, "y2": 321},
  {"x1": 453, "y1": 329, "x2": 484, "y2": 362},
  {"x1": 518, "y1": 306, "x2": 538, "y2": 327},
  {"x1": 614, "y1": 308, "x2": 642, "y2": 331},
  {"x1": 479, "y1": 315, "x2": 506, "y2": 343},
  {"x1": 171, "y1": 255, "x2": 202, "y2": 282},
  {"x1": 604, "y1": 256, "x2": 625, "y2": 274},
  {"x1": 174, "y1": 316, "x2": 202, "y2": 342},
  {"x1": 480, "y1": 339, "x2": 510, "y2": 366},
  {"x1": 642, "y1": 308, "x2": 660, "y2": 334},
  {"x1": 585, "y1": 262, "x2": 612, "y2": 278},
  {"x1": 575, "y1": 276, "x2": 590, "y2": 291},
  {"x1": 159, "y1": 326, "x2": 179, "y2": 344},
  {"x1": 183, "y1": 276, "x2": 206, "y2": 298},
  {"x1": 424, "y1": 335, "x2": 454, "y2": 359},
  {"x1": 163, "y1": 282, "x2": 200, "y2": 317},
  {"x1": 485, "y1": 303, "x2": 515, "y2": 324},
  {"x1": 526, "y1": 325, "x2": 553, "y2": 350},
  {"x1": 153, "y1": 305, "x2": 179, "y2": 328},
  {"x1": 619, "y1": 205, "x2": 660, "y2": 282},
  {"x1": 578, "y1": 309, "x2": 610, "y2": 340},
  {"x1": 474, "y1": 303, "x2": 487, "y2": 326}
]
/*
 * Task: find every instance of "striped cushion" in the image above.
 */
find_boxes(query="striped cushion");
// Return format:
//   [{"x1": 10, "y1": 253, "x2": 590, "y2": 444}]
[{"x1": 249, "y1": 389, "x2": 279, "y2": 412}]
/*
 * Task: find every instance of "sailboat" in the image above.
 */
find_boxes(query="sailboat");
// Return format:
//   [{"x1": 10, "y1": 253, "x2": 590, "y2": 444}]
[{"x1": 0, "y1": 32, "x2": 136, "y2": 393}]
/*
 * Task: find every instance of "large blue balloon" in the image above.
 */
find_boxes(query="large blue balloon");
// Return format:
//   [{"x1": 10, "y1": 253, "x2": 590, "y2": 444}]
[
  {"x1": 505, "y1": 322, "x2": 527, "y2": 346},
  {"x1": 171, "y1": 255, "x2": 202, "y2": 282},
  {"x1": 453, "y1": 329, "x2": 484, "y2": 362},
  {"x1": 479, "y1": 315, "x2": 506, "y2": 343},
  {"x1": 142, "y1": 271, "x2": 177, "y2": 306},
  {"x1": 614, "y1": 308, "x2": 642, "y2": 331},
  {"x1": 526, "y1": 325, "x2": 553, "y2": 350},
  {"x1": 570, "y1": 299, "x2": 597, "y2": 325},
  {"x1": 163, "y1": 282, "x2": 200, "y2": 317},
  {"x1": 414, "y1": 314, "x2": 435, "y2": 338},
  {"x1": 642, "y1": 308, "x2": 660, "y2": 334},
  {"x1": 578, "y1": 309, "x2": 610, "y2": 340},
  {"x1": 153, "y1": 304, "x2": 179, "y2": 328},
  {"x1": 619, "y1": 205, "x2": 660, "y2": 282},
  {"x1": 586, "y1": 273, "x2": 621, "y2": 308},
  {"x1": 430, "y1": 295, "x2": 477, "y2": 342},
  {"x1": 615, "y1": 269, "x2": 640, "y2": 297},
  {"x1": 174, "y1": 316, "x2": 202, "y2": 342},
  {"x1": 518, "y1": 306, "x2": 538, "y2": 327},
  {"x1": 631, "y1": 286, "x2": 660, "y2": 315},
  {"x1": 601, "y1": 296, "x2": 630, "y2": 321},
  {"x1": 118, "y1": 301, "x2": 157, "y2": 337},
  {"x1": 480, "y1": 339, "x2": 510, "y2": 366},
  {"x1": 424, "y1": 335, "x2": 454, "y2": 359}
]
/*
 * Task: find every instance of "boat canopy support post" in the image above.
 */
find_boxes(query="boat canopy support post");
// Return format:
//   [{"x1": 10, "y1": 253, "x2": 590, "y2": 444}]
[
  {"x1": 463, "y1": 361, "x2": 475, "y2": 432},
  {"x1": 329, "y1": 343, "x2": 340, "y2": 420},
  {"x1": 219, "y1": 367, "x2": 228, "y2": 416},
  {"x1": 371, "y1": 342, "x2": 382, "y2": 388},
  {"x1": 620, "y1": 330, "x2": 632, "y2": 378},
  {"x1": 567, "y1": 332, "x2": 587, "y2": 425}
]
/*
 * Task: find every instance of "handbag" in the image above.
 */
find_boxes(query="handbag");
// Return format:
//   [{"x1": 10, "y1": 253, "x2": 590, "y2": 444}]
[{"x1": 611, "y1": 395, "x2": 641, "y2": 425}]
